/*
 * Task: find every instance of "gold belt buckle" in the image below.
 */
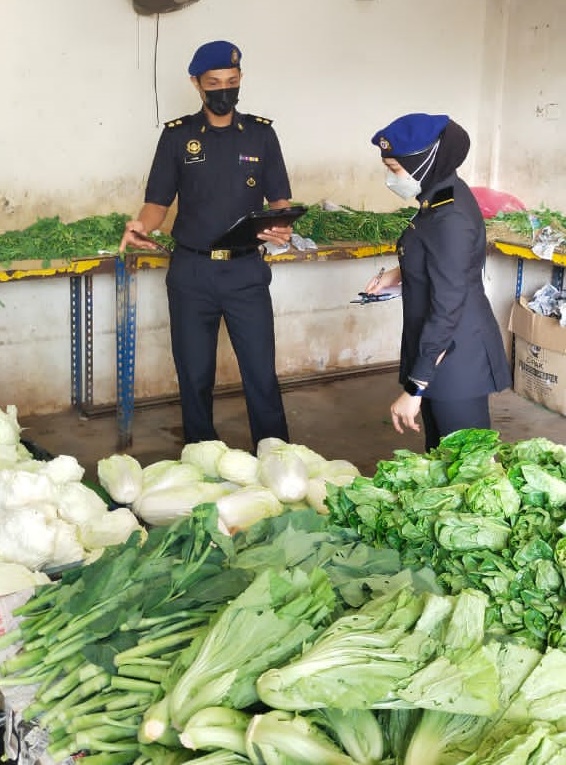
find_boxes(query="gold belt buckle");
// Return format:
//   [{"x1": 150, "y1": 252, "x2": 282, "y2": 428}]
[{"x1": 210, "y1": 249, "x2": 231, "y2": 260}]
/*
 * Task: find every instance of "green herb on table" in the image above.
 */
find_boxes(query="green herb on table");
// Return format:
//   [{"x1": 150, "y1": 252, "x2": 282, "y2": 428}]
[{"x1": 292, "y1": 204, "x2": 415, "y2": 245}]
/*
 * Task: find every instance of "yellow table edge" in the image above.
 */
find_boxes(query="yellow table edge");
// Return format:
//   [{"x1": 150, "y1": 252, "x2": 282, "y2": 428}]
[
  {"x1": 492, "y1": 240, "x2": 566, "y2": 267},
  {"x1": 134, "y1": 243, "x2": 397, "y2": 270},
  {"x1": 0, "y1": 256, "x2": 111, "y2": 282},
  {"x1": 1, "y1": 239, "x2": 564, "y2": 282}
]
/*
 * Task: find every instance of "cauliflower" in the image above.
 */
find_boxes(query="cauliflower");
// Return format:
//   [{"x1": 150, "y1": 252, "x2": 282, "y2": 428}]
[{"x1": 0, "y1": 508, "x2": 57, "y2": 569}]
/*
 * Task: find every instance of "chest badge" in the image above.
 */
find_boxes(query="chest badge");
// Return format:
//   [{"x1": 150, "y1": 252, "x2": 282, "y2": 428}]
[
  {"x1": 187, "y1": 139, "x2": 202, "y2": 155},
  {"x1": 397, "y1": 245, "x2": 405, "y2": 258},
  {"x1": 246, "y1": 177, "x2": 257, "y2": 188}
]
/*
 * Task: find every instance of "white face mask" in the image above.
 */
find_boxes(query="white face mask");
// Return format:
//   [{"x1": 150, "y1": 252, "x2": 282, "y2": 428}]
[
  {"x1": 385, "y1": 169, "x2": 421, "y2": 200},
  {"x1": 384, "y1": 139, "x2": 441, "y2": 200}
]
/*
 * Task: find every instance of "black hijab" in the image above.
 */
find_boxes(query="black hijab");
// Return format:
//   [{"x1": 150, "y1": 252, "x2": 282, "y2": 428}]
[{"x1": 397, "y1": 119, "x2": 470, "y2": 193}]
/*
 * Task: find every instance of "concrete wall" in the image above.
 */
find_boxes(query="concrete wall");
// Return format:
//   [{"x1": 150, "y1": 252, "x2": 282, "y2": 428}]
[{"x1": 0, "y1": 0, "x2": 564, "y2": 415}]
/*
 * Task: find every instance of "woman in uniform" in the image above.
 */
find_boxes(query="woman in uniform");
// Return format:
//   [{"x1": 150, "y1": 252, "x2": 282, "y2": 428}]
[{"x1": 365, "y1": 112, "x2": 511, "y2": 450}]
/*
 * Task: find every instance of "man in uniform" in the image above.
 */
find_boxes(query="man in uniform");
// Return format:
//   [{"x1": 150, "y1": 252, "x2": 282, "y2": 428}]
[{"x1": 120, "y1": 40, "x2": 293, "y2": 449}]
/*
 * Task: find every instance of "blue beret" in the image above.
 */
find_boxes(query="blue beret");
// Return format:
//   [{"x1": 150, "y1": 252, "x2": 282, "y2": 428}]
[
  {"x1": 371, "y1": 113, "x2": 450, "y2": 157},
  {"x1": 188, "y1": 40, "x2": 242, "y2": 77}
]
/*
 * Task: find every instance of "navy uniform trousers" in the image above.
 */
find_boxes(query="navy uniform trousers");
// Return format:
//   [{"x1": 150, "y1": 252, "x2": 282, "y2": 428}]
[{"x1": 166, "y1": 247, "x2": 289, "y2": 449}]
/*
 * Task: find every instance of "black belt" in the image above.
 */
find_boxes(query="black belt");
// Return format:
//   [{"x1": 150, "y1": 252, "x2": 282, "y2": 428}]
[{"x1": 181, "y1": 245, "x2": 263, "y2": 261}]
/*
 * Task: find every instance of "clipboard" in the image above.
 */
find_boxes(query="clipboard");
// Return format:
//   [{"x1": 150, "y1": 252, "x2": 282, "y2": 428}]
[{"x1": 211, "y1": 205, "x2": 308, "y2": 249}]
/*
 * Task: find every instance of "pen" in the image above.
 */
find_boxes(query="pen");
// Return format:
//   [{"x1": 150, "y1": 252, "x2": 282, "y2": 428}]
[{"x1": 373, "y1": 266, "x2": 385, "y2": 289}]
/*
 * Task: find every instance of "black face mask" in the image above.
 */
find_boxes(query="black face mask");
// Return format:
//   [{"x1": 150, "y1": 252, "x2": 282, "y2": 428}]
[{"x1": 204, "y1": 87, "x2": 240, "y2": 116}]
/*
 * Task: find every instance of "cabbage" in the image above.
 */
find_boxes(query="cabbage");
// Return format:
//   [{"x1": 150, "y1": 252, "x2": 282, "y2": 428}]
[
  {"x1": 57, "y1": 482, "x2": 109, "y2": 526},
  {"x1": 216, "y1": 485, "x2": 284, "y2": 533},
  {"x1": 0, "y1": 404, "x2": 21, "y2": 445},
  {"x1": 0, "y1": 562, "x2": 51, "y2": 596},
  {"x1": 282, "y1": 443, "x2": 328, "y2": 477},
  {"x1": 181, "y1": 440, "x2": 229, "y2": 478},
  {"x1": 0, "y1": 444, "x2": 22, "y2": 466},
  {"x1": 217, "y1": 448, "x2": 260, "y2": 486},
  {"x1": 311, "y1": 458, "x2": 361, "y2": 481},
  {"x1": 133, "y1": 481, "x2": 231, "y2": 526},
  {"x1": 40, "y1": 454, "x2": 85, "y2": 484},
  {"x1": 0, "y1": 508, "x2": 57, "y2": 569},
  {"x1": 520, "y1": 464, "x2": 566, "y2": 508},
  {"x1": 78, "y1": 506, "x2": 143, "y2": 549},
  {"x1": 258, "y1": 450, "x2": 309, "y2": 503},
  {"x1": 141, "y1": 460, "x2": 204, "y2": 492},
  {"x1": 0, "y1": 468, "x2": 58, "y2": 510},
  {"x1": 50, "y1": 519, "x2": 86, "y2": 566},
  {"x1": 306, "y1": 475, "x2": 357, "y2": 514},
  {"x1": 97, "y1": 453, "x2": 144, "y2": 505},
  {"x1": 256, "y1": 437, "x2": 287, "y2": 459}
]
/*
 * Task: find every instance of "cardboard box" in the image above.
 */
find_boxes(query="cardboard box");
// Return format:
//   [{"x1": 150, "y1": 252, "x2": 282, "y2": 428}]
[{"x1": 508, "y1": 296, "x2": 566, "y2": 416}]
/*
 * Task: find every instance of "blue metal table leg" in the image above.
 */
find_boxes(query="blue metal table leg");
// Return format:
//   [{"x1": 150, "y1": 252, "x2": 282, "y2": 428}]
[
  {"x1": 116, "y1": 256, "x2": 137, "y2": 449},
  {"x1": 70, "y1": 276, "x2": 82, "y2": 409},
  {"x1": 511, "y1": 257, "x2": 525, "y2": 385},
  {"x1": 550, "y1": 264, "x2": 564, "y2": 291},
  {"x1": 515, "y1": 257, "x2": 524, "y2": 299},
  {"x1": 84, "y1": 274, "x2": 94, "y2": 406}
]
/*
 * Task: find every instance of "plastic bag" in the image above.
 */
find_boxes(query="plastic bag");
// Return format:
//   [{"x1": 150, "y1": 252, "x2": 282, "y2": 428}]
[
  {"x1": 470, "y1": 187, "x2": 526, "y2": 218},
  {"x1": 527, "y1": 283, "x2": 566, "y2": 327}
]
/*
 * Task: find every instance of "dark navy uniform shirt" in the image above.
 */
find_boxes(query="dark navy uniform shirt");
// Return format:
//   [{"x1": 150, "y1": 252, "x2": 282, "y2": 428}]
[{"x1": 144, "y1": 109, "x2": 292, "y2": 250}]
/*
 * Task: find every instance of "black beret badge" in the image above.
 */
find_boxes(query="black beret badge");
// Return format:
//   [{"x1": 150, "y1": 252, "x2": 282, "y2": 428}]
[{"x1": 185, "y1": 138, "x2": 205, "y2": 164}]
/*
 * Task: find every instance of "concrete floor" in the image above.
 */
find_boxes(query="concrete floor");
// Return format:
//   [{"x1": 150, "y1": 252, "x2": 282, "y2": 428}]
[{"x1": 18, "y1": 370, "x2": 565, "y2": 481}]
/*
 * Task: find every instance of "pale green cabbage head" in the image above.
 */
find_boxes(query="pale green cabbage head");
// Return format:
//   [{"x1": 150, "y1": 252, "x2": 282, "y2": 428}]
[{"x1": 97, "y1": 453, "x2": 144, "y2": 505}]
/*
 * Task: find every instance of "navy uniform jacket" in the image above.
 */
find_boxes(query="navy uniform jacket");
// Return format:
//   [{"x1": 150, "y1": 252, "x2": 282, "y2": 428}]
[
  {"x1": 144, "y1": 109, "x2": 291, "y2": 250},
  {"x1": 396, "y1": 173, "x2": 512, "y2": 400}
]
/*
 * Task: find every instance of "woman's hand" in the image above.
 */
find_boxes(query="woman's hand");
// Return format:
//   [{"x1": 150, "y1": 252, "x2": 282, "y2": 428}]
[
  {"x1": 257, "y1": 225, "x2": 293, "y2": 248},
  {"x1": 365, "y1": 266, "x2": 402, "y2": 294},
  {"x1": 390, "y1": 392, "x2": 422, "y2": 434}
]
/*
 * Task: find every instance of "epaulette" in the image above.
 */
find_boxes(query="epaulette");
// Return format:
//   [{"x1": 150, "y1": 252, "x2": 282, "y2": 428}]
[
  {"x1": 246, "y1": 113, "x2": 273, "y2": 127},
  {"x1": 421, "y1": 186, "x2": 455, "y2": 212},
  {"x1": 165, "y1": 115, "x2": 192, "y2": 129}
]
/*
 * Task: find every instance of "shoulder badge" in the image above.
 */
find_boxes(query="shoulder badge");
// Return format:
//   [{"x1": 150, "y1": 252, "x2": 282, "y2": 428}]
[
  {"x1": 165, "y1": 115, "x2": 192, "y2": 129},
  {"x1": 246, "y1": 113, "x2": 273, "y2": 127},
  {"x1": 429, "y1": 186, "x2": 455, "y2": 209}
]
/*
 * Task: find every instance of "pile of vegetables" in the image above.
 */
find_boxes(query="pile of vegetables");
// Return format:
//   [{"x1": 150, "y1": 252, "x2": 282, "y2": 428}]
[
  {"x1": 327, "y1": 428, "x2": 566, "y2": 651},
  {"x1": 0, "y1": 405, "x2": 143, "y2": 591},
  {"x1": 0, "y1": 214, "x2": 174, "y2": 265},
  {"x1": 3, "y1": 497, "x2": 566, "y2": 764},
  {"x1": 0, "y1": 507, "x2": 403, "y2": 763},
  {"x1": 97, "y1": 437, "x2": 361, "y2": 532},
  {"x1": 0, "y1": 214, "x2": 129, "y2": 264},
  {"x1": 5, "y1": 203, "x2": 562, "y2": 268},
  {"x1": 1, "y1": 428, "x2": 566, "y2": 765},
  {"x1": 292, "y1": 205, "x2": 415, "y2": 245}
]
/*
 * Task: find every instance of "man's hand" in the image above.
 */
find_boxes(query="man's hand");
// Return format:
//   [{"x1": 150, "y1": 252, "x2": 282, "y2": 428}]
[
  {"x1": 119, "y1": 221, "x2": 159, "y2": 254},
  {"x1": 257, "y1": 225, "x2": 293, "y2": 248},
  {"x1": 390, "y1": 391, "x2": 422, "y2": 434},
  {"x1": 119, "y1": 204, "x2": 169, "y2": 253}
]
